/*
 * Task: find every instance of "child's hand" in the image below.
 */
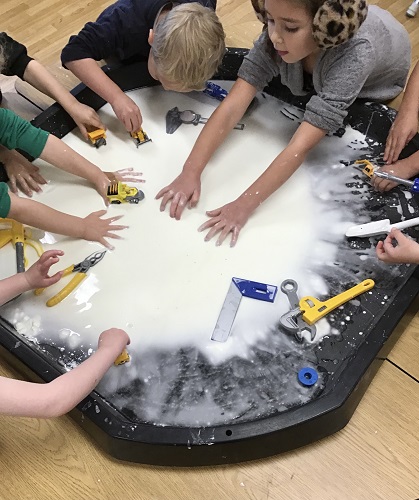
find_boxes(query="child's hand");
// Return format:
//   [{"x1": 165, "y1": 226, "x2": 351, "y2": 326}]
[
  {"x1": 109, "y1": 93, "x2": 143, "y2": 133},
  {"x1": 0, "y1": 149, "x2": 47, "y2": 197},
  {"x1": 156, "y1": 172, "x2": 201, "y2": 219},
  {"x1": 105, "y1": 169, "x2": 145, "y2": 184},
  {"x1": 70, "y1": 103, "x2": 106, "y2": 141},
  {"x1": 371, "y1": 159, "x2": 418, "y2": 192},
  {"x1": 376, "y1": 228, "x2": 419, "y2": 264},
  {"x1": 198, "y1": 198, "x2": 252, "y2": 247},
  {"x1": 384, "y1": 109, "x2": 418, "y2": 165},
  {"x1": 25, "y1": 249, "x2": 64, "y2": 289},
  {"x1": 82, "y1": 210, "x2": 128, "y2": 250},
  {"x1": 97, "y1": 328, "x2": 130, "y2": 354}
]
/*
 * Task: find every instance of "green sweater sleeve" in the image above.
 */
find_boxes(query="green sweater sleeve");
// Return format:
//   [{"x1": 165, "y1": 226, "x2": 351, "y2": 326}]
[
  {"x1": 0, "y1": 108, "x2": 49, "y2": 158},
  {"x1": 0, "y1": 182, "x2": 11, "y2": 218}
]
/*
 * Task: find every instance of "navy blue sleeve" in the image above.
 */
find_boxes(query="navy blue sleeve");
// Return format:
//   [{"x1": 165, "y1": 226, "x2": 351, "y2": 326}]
[
  {"x1": 0, "y1": 32, "x2": 33, "y2": 79},
  {"x1": 61, "y1": 0, "x2": 158, "y2": 66},
  {"x1": 61, "y1": 0, "x2": 218, "y2": 67}
]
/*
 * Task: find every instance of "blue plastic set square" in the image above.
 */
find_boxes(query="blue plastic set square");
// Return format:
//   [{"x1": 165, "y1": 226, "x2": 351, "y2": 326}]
[{"x1": 211, "y1": 277, "x2": 277, "y2": 343}]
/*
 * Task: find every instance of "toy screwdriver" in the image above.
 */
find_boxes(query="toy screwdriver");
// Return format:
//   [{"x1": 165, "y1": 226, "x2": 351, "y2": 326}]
[
  {"x1": 35, "y1": 250, "x2": 106, "y2": 307},
  {"x1": 373, "y1": 171, "x2": 419, "y2": 193}
]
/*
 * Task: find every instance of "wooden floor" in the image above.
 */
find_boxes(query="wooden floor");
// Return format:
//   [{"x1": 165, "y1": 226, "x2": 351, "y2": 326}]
[{"x1": 1, "y1": 1, "x2": 419, "y2": 499}]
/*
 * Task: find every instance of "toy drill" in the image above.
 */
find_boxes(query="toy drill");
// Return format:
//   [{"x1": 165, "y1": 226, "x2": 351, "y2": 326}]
[{"x1": 355, "y1": 159, "x2": 419, "y2": 193}]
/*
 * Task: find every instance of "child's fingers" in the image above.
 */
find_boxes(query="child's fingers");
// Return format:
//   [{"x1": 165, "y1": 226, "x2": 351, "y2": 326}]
[
  {"x1": 106, "y1": 224, "x2": 128, "y2": 232},
  {"x1": 107, "y1": 215, "x2": 124, "y2": 223},
  {"x1": 189, "y1": 190, "x2": 200, "y2": 209},
  {"x1": 46, "y1": 271, "x2": 64, "y2": 286},
  {"x1": 100, "y1": 238, "x2": 115, "y2": 251},
  {"x1": 216, "y1": 225, "x2": 236, "y2": 247},
  {"x1": 229, "y1": 227, "x2": 240, "y2": 248},
  {"x1": 375, "y1": 241, "x2": 385, "y2": 257},
  {"x1": 157, "y1": 190, "x2": 174, "y2": 211},
  {"x1": 105, "y1": 232, "x2": 124, "y2": 240},
  {"x1": 8, "y1": 175, "x2": 18, "y2": 194},
  {"x1": 389, "y1": 227, "x2": 403, "y2": 238},
  {"x1": 39, "y1": 249, "x2": 64, "y2": 262},
  {"x1": 204, "y1": 221, "x2": 224, "y2": 242},
  {"x1": 93, "y1": 209, "x2": 108, "y2": 218},
  {"x1": 170, "y1": 193, "x2": 187, "y2": 219},
  {"x1": 205, "y1": 208, "x2": 222, "y2": 217}
]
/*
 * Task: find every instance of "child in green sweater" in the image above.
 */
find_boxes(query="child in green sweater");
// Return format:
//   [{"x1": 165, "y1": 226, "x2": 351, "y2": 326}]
[{"x1": 0, "y1": 108, "x2": 135, "y2": 249}]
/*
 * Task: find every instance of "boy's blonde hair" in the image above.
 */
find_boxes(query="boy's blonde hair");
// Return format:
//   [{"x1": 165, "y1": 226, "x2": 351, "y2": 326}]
[{"x1": 151, "y1": 3, "x2": 226, "y2": 91}]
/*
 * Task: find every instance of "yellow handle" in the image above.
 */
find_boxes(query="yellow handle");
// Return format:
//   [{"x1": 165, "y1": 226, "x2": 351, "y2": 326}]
[
  {"x1": 35, "y1": 264, "x2": 75, "y2": 296},
  {"x1": 300, "y1": 279, "x2": 375, "y2": 325},
  {"x1": 46, "y1": 272, "x2": 86, "y2": 307},
  {"x1": 11, "y1": 219, "x2": 24, "y2": 245},
  {"x1": 114, "y1": 348, "x2": 130, "y2": 366},
  {"x1": 0, "y1": 230, "x2": 12, "y2": 249}
]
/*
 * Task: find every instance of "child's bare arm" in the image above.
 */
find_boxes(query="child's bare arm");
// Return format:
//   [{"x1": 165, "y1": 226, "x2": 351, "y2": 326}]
[
  {"x1": 372, "y1": 150, "x2": 419, "y2": 192},
  {"x1": 200, "y1": 120, "x2": 326, "y2": 247},
  {"x1": 65, "y1": 59, "x2": 142, "y2": 133},
  {"x1": 384, "y1": 62, "x2": 419, "y2": 164},
  {"x1": 376, "y1": 228, "x2": 419, "y2": 264},
  {"x1": 156, "y1": 78, "x2": 257, "y2": 219},
  {"x1": 0, "y1": 250, "x2": 63, "y2": 305},
  {"x1": 0, "y1": 328, "x2": 130, "y2": 418},
  {"x1": 23, "y1": 60, "x2": 106, "y2": 140},
  {"x1": 40, "y1": 134, "x2": 111, "y2": 204},
  {"x1": 8, "y1": 192, "x2": 127, "y2": 250}
]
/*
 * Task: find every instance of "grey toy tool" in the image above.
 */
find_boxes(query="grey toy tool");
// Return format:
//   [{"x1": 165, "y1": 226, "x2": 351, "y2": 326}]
[
  {"x1": 166, "y1": 106, "x2": 245, "y2": 134},
  {"x1": 279, "y1": 279, "x2": 317, "y2": 342}
]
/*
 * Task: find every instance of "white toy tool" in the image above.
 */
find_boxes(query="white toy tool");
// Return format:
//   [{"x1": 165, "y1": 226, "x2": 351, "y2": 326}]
[{"x1": 345, "y1": 217, "x2": 419, "y2": 238}]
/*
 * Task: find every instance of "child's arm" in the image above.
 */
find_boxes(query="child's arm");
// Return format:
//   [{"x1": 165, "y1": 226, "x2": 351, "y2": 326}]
[
  {"x1": 376, "y1": 228, "x2": 419, "y2": 264},
  {"x1": 156, "y1": 79, "x2": 257, "y2": 219},
  {"x1": 40, "y1": 134, "x2": 111, "y2": 204},
  {"x1": 0, "y1": 328, "x2": 130, "y2": 418},
  {"x1": 371, "y1": 150, "x2": 419, "y2": 192},
  {"x1": 0, "y1": 249, "x2": 63, "y2": 305},
  {"x1": 199, "y1": 121, "x2": 326, "y2": 246},
  {"x1": 65, "y1": 59, "x2": 143, "y2": 133},
  {"x1": 8, "y1": 192, "x2": 127, "y2": 250},
  {"x1": 156, "y1": 78, "x2": 326, "y2": 246},
  {"x1": 384, "y1": 62, "x2": 419, "y2": 164},
  {"x1": 0, "y1": 108, "x2": 142, "y2": 201},
  {"x1": 23, "y1": 60, "x2": 106, "y2": 140}
]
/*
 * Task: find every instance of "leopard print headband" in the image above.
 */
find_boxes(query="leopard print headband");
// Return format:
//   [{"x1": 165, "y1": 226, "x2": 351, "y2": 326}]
[
  {"x1": 313, "y1": 0, "x2": 368, "y2": 48},
  {"x1": 250, "y1": 0, "x2": 368, "y2": 49}
]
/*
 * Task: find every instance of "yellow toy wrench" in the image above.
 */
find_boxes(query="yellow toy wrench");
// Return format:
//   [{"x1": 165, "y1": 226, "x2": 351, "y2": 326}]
[
  {"x1": 300, "y1": 279, "x2": 375, "y2": 325},
  {"x1": 35, "y1": 250, "x2": 106, "y2": 307}
]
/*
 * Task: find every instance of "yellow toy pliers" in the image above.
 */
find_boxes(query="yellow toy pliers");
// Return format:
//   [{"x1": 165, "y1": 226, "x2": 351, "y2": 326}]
[{"x1": 35, "y1": 250, "x2": 106, "y2": 307}]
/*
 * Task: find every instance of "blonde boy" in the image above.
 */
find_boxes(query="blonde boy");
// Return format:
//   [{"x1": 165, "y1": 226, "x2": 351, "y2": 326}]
[{"x1": 61, "y1": 0, "x2": 225, "y2": 133}]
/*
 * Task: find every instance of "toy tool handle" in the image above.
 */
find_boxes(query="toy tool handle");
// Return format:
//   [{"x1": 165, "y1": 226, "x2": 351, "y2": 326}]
[
  {"x1": 300, "y1": 279, "x2": 375, "y2": 325},
  {"x1": 411, "y1": 179, "x2": 419, "y2": 193},
  {"x1": 392, "y1": 217, "x2": 419, "y2": 231},
  {"x1": 15, "y1": 242, "x2": 25, "y2": 273},
  {"x1": 0, "y1": 231, "x2": 12, "y2": 249},
  {"x1": 34, "y1": 264, "x2": 75, "y2": 296},
  {"x1": 114, "y1": 348, "x2": 130, "y2": 366},
  {"x1": 46, "y1": 272, "x2": 86, "y2": 307}
]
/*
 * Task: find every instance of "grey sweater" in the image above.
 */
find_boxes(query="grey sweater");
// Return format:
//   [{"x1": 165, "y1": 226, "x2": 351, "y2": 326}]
[{"x1": 238, "y1": 6, "x2": 411, "y2": 132}]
